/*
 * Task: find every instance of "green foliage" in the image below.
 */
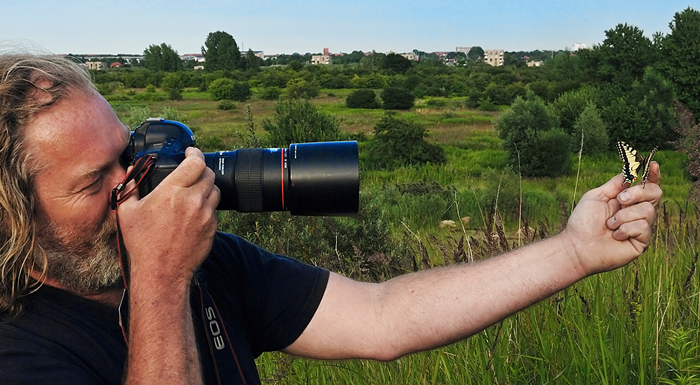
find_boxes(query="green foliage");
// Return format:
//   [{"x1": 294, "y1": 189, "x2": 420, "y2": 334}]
[
  {"x1": 551, "y1": 86, "x2": 597, "y2": 135},
  {"x1": 259, "y1": 86, "x2": 282, "y2": 100},
  {"x1": 262, "y1": 99, "x2": 342, "y2": 146},
  {"x1": 161, "y1": 72, "x2": 184, "y2": 100},
  {"x1": 217, "y1": 100, "x2": 236, "y2": 110},
  {"x1": 584, "y1": 23, "x2": 659, "y2": 87},
  {"x1": 658, "y1": 7, "x2": 700, "y2": 118},
  {"x1": 573, "y1": 103, "x2": 609, "y2": 154},
  {"x1": 285, "y1": 78, "x2": 320, "y2": 99},
  {"x1": 143, "y1": 43, "x2": 182, "y2": 72},
  {"x1": 367, "y1": 112, "x2": 446, "y2": 170},
  {"x1": 381, "y1": 87, "x2": 415, "y2": 110},
  {"x1": 208, "y1": 78, "x2": 234, "y2": 100},
  {"x1": 202, "y1": 31, "x2": 242, "y2": 71},
  {"x1": 597, "y1": 68, "x2": 677, "y2": 149},
  {"x1": 207, "y1": 78, "x2": 250, "y2": 101},
  {"x1": 346, "y1": 89, "x2": 381, "y2": 109},
  {"x1": 382, "y1": 53, "x2": 413, "y2": 74},
  {"x1": 230, "y1": 81, "x2": 252, "y2": 102},
  {"x1": 495, "y1": 94, "x2": 572, "y2": 177}
]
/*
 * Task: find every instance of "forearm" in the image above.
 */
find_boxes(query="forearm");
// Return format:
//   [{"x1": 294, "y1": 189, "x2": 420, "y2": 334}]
[
  {"x1": 291, "y1": 233, "x2": 586, "y2": 361},
  {"x1": 373, "y1": 233, "x2": 584, "y2": 357},
  {"x1": 124, "y1": 279, "x2": 202, "y2": 384}
]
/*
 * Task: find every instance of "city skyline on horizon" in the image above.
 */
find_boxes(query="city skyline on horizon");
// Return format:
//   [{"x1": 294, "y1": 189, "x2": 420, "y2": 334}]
[{"x1": 1, "y1": 1, "x2": 692, "y2": 58}]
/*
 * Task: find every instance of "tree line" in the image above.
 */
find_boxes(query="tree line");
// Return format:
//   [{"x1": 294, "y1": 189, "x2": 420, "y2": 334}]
[{"x1": 87, "y1": 7, "x2": 700, "y2": 179}]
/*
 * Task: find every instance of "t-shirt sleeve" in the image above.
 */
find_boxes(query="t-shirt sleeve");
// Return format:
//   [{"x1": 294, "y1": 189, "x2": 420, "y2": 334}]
[{"x1": 204, "y1": 232, "x2": 330, "y2": 356}]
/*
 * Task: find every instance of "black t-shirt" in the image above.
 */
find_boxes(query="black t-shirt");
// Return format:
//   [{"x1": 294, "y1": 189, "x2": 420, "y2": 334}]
[{"x1": 0, "y1": 232, "x2": 329, "y2": 384}]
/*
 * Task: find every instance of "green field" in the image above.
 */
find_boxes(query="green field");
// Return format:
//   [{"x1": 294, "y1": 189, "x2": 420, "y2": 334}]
[{"x1": 109, "y1": 89, "x2": 700, "y2": 384}]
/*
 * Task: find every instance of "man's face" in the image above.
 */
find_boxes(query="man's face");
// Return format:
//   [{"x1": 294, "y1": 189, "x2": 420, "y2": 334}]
[{"x1": 25, "y1": 89, "x2": 130, "y2": 295}]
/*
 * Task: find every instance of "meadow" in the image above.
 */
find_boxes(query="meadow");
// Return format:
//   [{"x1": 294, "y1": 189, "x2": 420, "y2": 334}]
[{"x1": 108, "y1": 87, "x2": 700, "y2": 384}]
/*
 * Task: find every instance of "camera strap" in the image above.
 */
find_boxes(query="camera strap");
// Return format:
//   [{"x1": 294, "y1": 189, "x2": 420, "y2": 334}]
[{"x1": 109, "y1": 154, "x2": 247, "y2": 385}]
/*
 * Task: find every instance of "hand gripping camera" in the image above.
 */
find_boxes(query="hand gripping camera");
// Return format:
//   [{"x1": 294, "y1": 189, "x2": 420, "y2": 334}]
[{"x1": 121, "y1": 118, "x2": 359, "y2": 216}]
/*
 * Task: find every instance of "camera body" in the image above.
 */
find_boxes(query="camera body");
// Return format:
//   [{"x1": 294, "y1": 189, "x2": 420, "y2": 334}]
[{"x1": 122, "y1": 118, "x2": 359, "y2": 216}]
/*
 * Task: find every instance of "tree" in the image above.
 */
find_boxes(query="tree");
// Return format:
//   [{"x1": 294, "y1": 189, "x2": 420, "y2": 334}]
[
  {"x1": 383, "y1": 53, "x2": 412, "y2": 74},
  {"x1": 244, "y1": 49, "x2": 261, "y2": 72},
  {"x1": 143, "y1": 43, "x2": 182, "y2": 72},
  {"x1": 572, "y1": 103, "x2": 609, "y2": 154},
  {"x1": 367, "y1": 112, "x2": 446, "y2": 170},
  {"x1": 262, "y1": 99, "x2": 342, "y2": 146},
  {"x1": 658, "y1": 7, "x2": 700, "y2": 119},
  {"x1": 583, "y1": 23, "x2": 658, "y2": 88},
  {"x1": 495, "y1": 93, "x2": 571, "y2": 177},
  {"x1": 202, "y1": 31, "x2": 242, "y2": 71},
  {"x1": 467, "y1": 46, "x2": 485, "y2": 61}
]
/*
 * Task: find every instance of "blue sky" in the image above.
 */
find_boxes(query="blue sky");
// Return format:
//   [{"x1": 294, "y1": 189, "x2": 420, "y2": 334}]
[{"x1": 0, "y1": 0, "x2": 694, "y2": 55}]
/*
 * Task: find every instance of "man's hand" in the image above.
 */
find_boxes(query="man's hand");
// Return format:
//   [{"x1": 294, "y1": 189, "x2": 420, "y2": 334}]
[
  {"x1": 117, "y1": 147, "x2": 220, "y2": 284},
  {"x1": 116, "y1": 147, "x2": 219, "y2": 385},
  {"x1": 562, "y1": 162, "x2": 661, "y2": 276}
]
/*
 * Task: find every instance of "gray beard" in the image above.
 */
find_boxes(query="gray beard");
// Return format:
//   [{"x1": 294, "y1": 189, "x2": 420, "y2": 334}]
[{"x1": 36, "y1": 217, "x2": 123, "y2": 295}]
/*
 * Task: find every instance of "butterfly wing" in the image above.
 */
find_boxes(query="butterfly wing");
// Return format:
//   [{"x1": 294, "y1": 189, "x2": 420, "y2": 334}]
[
  {"x1": 638, "y1": 146, "x2": 658, "y2": 188},
  {"x1": 617, "y1": 141, "x2": 643, "y2": 185}
]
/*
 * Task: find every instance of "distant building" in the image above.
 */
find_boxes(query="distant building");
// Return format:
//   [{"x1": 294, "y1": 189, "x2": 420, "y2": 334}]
[
  {"x1": 85, "y1": 61, "x2": 104, "y2": 70},
  {"x1": 401, "y1": 52, "x2": 418, "y2": 61},
  {"x1": 572, "y1": 43, "x2": 588, "y2": 51},
  {"x1": 182, "y1": 54, "x2": 205, "y2": 62},
  {"x1": 311, "y1": 48, "x2": 332, "y2": 64},
  {"x1": 483, "y1": 49, "x2": 504, "y2": 66},
  {"x1": 455, "y1": 46, "x2": 472, "y2": 55}
]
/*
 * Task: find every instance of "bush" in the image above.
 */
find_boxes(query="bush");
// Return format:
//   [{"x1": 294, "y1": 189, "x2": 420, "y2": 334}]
[
  {"x1": 367, "y1": 112, "x2": 446, "y2": 170},
  {"x1": 381, "y1": 87, "x2": 415, "y2": 110},
  {"x1": 262, "y1": 99, "x2": 343, "y2": 146},
  {"x1": 285, "y1": 78, "x2": 320, "y2": 99},
  {"x1": 346, "y1": 89, "x2": 381, "y2": 109},
  {"x1": 260, "y1": 86, "x2": 282, "y2": 100},
  {"x1": 208, "y1": 78, "x2": 235, "y2": 100},
  {"x1": 217, "y1": 100, "x2": 236, "y2": 110},
  {"x1": 161, "y1": 73, "x2": 183, "y2": 100}
]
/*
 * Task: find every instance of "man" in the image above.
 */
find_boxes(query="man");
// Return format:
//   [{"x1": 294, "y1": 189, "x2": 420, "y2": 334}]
[{"x1": 0, "y1": 55, "x2": 662, "y2": 384}]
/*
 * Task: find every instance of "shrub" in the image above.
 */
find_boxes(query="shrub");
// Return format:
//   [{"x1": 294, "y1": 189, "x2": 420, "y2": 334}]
[
  {"x1": 346, "y1": 89, "x2": 381, "y2": 109},
  {"x1": 262, "y1": 99, "x2": 342, "y2": 146},
  {"x1": 367, "y1": 112, "x2": 446, "y2": 170},
  {"x1": 381, "y1": 87, "x2": 415, "y2": 110},
  {"x1": 208, "y1": 78, "x2": 235, "y2": 100},
  {"x1": 260, "y1": 87, "x2": 282, "y2": 100},
  {"x1": 217, "y1": 100, "x2": 237, "y2": 110}
]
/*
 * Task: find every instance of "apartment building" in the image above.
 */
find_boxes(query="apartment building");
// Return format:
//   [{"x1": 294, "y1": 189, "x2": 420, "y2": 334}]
[{"x1": 483, "y1": 49, "x2": 504, "y2": 66}]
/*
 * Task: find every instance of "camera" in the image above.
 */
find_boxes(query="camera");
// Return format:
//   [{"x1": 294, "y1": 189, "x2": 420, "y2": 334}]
[{"x1": 121, "y1": 118, "x2": 359, "y2": 216}]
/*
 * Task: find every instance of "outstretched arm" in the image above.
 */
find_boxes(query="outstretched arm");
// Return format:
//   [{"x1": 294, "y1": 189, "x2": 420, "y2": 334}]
[{"x1": 286, "y1": 163, "x2": 662, "y2": 361}]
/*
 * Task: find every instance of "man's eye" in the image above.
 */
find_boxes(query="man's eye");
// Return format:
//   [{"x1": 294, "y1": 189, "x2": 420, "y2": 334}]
[{"x1": 83, "y1": 178, "x2": 103, "y2": 192}]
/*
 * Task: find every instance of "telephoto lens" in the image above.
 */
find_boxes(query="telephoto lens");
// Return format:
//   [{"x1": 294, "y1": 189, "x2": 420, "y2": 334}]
[{"x1": 127, "y1": 119, "x2": 359, "y2": 216}]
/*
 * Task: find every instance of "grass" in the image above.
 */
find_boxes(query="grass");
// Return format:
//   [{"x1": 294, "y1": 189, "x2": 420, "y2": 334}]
[{"x1": 105, "y1": 87, "x2": 699, "y2": 384}]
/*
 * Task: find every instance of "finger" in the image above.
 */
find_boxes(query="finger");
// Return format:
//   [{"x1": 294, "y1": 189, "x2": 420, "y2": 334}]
[
  {"x1": 612, "y1": 219, "x2": 651, "y2": 251},
  {"x1": 607, "y1": 201, "x2": 656, "y2": 230},
  {"x1": 645, "y1": 162, "x2": 661, "y2": 185},
  {"x1": 165, "y1": 148, "x2": 208, "y2": 188},
  {"x1": 616, "y1": 180, "x2": 663, "y2": 208}
]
